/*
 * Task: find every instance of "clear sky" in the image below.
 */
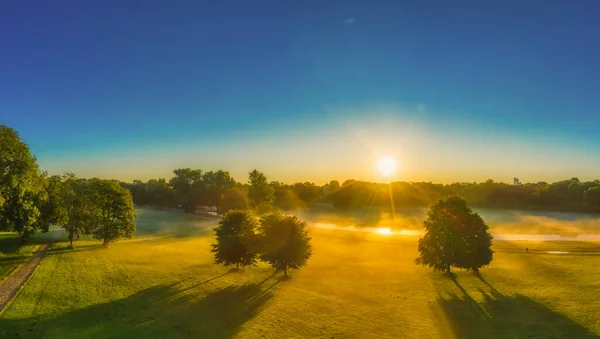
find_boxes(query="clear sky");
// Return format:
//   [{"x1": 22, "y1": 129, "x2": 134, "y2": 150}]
[{"x1": 1, "y1": 1, "x2": 599, "y2": 185}]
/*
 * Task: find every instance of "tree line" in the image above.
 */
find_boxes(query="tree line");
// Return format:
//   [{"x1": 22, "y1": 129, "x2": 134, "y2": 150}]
[
  {"x1": 328, "y1": 179, "x2": 600, "y2": 213},
  {"x1": 123, "y1": 174, "x2": 600, "y2": 215},
  {"x1": 0, "y1": 125, "x2": 136, "y2": 245},
  {"x1": 120, "y1": 169, "x2": 324, "y2": 214}
]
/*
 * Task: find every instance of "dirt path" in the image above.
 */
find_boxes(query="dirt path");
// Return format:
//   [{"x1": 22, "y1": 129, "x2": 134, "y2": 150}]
[{"x1": 0, "y1": 241, "x2": 54, "y2": 315}]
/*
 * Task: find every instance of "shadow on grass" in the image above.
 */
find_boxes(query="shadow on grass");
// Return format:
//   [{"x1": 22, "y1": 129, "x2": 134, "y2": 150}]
[
  {"x1": 434, "y1": 277, "x2": 598, "y2": 338},
  {"x1": 47, "y1": 243, "x2": 103, "y2": 255},
  {"x1": 0, "y1": 281, "x2": 275, "y2": 338},
  {"x1": 472, "y1": 270, "x2": 498, "y2": 292},
  {"x1": 0, "y1": 234, "x2": 22, "y2": 255}
]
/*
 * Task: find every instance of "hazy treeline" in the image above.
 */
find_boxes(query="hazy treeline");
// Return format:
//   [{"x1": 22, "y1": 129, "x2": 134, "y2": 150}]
[
  {"x1": 328, "y1": 179, "x2": 600, "y2": 213},
  {"x1": 120, "y1": 169, "x2": 324, "y2": 214},
  {"x1": 123, "y1": 173, "x2": 600, "y2": 214}
]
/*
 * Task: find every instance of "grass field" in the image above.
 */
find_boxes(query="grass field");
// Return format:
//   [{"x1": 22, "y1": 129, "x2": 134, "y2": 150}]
[
  {"x1": 0, "y1": 232, "x2": 56, "y2": 280},
  {"x1": 1, "y1": 209, "x2": 600, "y2": 338}
]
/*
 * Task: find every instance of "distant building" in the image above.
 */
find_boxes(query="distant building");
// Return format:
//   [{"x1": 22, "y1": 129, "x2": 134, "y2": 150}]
[
  {"x1": 323, "y1": 184, "x2": 331, "y2": 195},
  {"x1": 513, "y1": 177, "x2": 521, "y2": 185}
]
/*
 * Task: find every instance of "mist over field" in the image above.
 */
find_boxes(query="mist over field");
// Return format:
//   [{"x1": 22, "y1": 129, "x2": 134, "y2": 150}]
[{"x1": 298, "y1": 205, "x2": 600, "y2": 237}]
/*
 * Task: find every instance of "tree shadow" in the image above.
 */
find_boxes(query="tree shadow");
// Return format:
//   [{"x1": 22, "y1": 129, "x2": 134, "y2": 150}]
[
  {"x1": 434, "y1": 279, "x2": 599, "y2": 338},
  {"x1": 0, "y1": 234, "x2": 22, "y2": 255},
  {"x1": 47, "y1": 243, "x2": 103, "y2": 255},
  {"x1": 0, "y1": 281, "x2": 275, "y2": 338},
  {"x1": 472, "y1": 270, "x2": 498, "y2": 293}
]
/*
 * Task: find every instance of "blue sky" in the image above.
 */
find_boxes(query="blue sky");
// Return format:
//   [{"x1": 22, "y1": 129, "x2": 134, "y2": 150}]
[{"x1": 1, "y1": 1, "x2": 599, "y2": 184}]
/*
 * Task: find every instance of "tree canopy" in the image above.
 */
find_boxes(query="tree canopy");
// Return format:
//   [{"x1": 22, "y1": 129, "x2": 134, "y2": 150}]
[
  {"x1": 211, "y1": 210, "x2": 258, "y2": 268},
  {"x1": 87, "y1": 179, "x2": 137, "y2": 245},
  {"x1": 0, "y1": 125, "x2": 45, "y2": 242},
  {"x1": 248, "y1": 169, "x2": 274, "y2": 208},
  {"x1": 415, "y1": 195, "x2": 493, "y2": 272},
  {"x1": 258, "y1": 212, "x2": 312, "y2": 277}
]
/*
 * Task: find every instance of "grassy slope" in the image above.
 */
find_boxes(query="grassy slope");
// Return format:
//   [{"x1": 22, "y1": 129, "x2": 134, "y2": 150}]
[
  {"x1": 0, "y1": 231, "x2": 57, "y2": 279},
  {"x1": 1, "y1": 209, "x2": 599, "y2": 338}
]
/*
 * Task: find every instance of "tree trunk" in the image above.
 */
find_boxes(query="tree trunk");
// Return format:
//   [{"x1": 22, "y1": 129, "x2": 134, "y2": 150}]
[
  {"x1": 447, "y1": 265, "x2": 451, "y2": 273},
  {"x1": 236, "y1": 262, "x2": 239, "y2": 269},
  {"x1": 69, "y1": 231, "x2": 73, "y2": 247},
  {"x1": 284, "y1": 267, "x2": 287, "y2": 277}
]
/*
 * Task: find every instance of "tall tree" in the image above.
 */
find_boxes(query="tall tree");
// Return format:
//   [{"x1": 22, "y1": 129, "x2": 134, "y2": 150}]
[
  {"x1": 258, "y1": 212, "x2": 312, "y2": 277},
  {"x1": 204, "y1": 170, "x2": 236, "y2": 214},
  {"x1": 35, "y1": 173, "x2": 76, "y2": 234},
  {"x1": 169, "y1": 168, "x2": 204, "y2": 212},
  {"x1": 211, "y1": 210, "x2": 258, "y2": 268},
  {"x1": 61, "y1": 177, "x2": 95, "y2": 246},
  {"x1": 415, "y1": 195, "x2": 493, "y2": 272},
  {"x1": 0, "y1": 125, "x2": 45, "y2": 242},
  {"x1": 87, "y1": 179, "x2": 136, "y2": 246},
  {"x1": 248, "y1": 169, "x2": 274, "y2": 208}
]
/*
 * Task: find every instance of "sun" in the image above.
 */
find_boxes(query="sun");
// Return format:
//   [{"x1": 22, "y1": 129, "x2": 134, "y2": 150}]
[
  {"x1": 376, "y1": 156, "x2": 397, "y2": 177},
  {"x1": 376, "y1": 227, "x2": 392, "y2": 235}
]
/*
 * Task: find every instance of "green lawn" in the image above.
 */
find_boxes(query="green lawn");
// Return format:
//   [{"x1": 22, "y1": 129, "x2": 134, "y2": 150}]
[
  {"x1": 0, "y1": 231, "x2": 57, "y2": 280},
  {"x1": 1, "y1": 209, "x2": 599, "y2": 338}
]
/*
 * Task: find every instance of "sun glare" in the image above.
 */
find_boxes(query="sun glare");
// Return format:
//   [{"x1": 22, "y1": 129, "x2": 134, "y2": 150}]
[
  {"x1": 377, "y1": 156, "x2": 397, "y2": 177},
  {"x1": 376, "y1": 227, "x2": 392, "y2": 234}
]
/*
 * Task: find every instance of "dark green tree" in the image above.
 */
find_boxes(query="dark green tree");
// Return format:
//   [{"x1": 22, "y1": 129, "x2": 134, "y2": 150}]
[
  {"x1": 211, "y1": 210, "x2": 258, "y2": 268},
  {"x1": 258, "y1": 212, "x2": 312, "y2": 277},
  {"x1": 87, "y1": 179, "x2": 136, "y2": 246},
  {"x1": 248, "y1": 169, "x2": 274, "y2": 209},
  {"x1": 35, "y1": 173, "x2": 74, "y2": 234},
  {"x1": 415, "y1": 195, "x2": 493, "y2": 272},
  {"x1": 204, "y1": 170, "x2": 236, "y2": 214},
  {"x1": 0, "y1": 125, "x2": 45, "y2": 243},
  {"x1": 60, "y1": 177, "x2": 95, "y2": 246},
  {"x1": 169, "y1": 168, "x2": 204, "y2": 212}
]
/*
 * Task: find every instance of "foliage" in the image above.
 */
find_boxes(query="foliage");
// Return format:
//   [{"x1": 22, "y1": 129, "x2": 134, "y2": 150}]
[
  {"x1": 0, "y1": 125, "x2": 45, "y2": 242},
  {"x1": 415, "y1": 195, "x2": 493, "y2": 272},
  {"x1": 204, "y1": 170, "x2": 236, "y2": 214},
  {"x1": 87, "y1": 179, "x2": 137, "y2": 245},
  {"x1": 326, "y1": 178, "x2": 600, "y2": 213},
  {"x1": 211, "y1": 210, "x2": 259, "y2": 268},
  {"x1": 220, "y1": 187, "x2": 249, "y2": 214},
  {"x1": 247, "y1": 170, "x2": 274, "y2": 208},
  {"x1": 258, "y1": 212, "x2": 312, "y2": 276},
  {"x1": 61, "y1": 177, "x2": 96, "y2": 246},
  {"x1": 169, "y1": 168, "x2": 205, "y2": 212}
]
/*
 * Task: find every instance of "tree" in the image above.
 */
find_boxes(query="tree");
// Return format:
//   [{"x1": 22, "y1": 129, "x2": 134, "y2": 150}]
[
  {"x1": 169, "y1": 168, "x2": 204, "y2": 212},
  {"x1": 415, "y1": 195, "x2": 493, "y2": 273},
  {"x1": 248, "y1": 170, "x2": 274, "y2": 208},
  {"x1": 328, "y1": 180, "x2": 340, "y2": 192},
  {"x1": 258, "y1": 212, "x2": 312, "y2": 277},
  {"x1": 35, "y1": 174, "x2": 74, "y2": 234},
  {"x1": 87, "y1": 179, "x2": 136, "y2": 246},
  {"x1": 220, "y1": 187, "x2": 249, "y2": 214},
  {"x1": 0, "y1": 125, "x2": 45, "y2": 243},
  {"x1": 211, "y1": 210, "x2": 258, "y2": 268},
  {"x1": 61, "y1": 177, "x2": 95, "y2": 247},
  {"x1": 204, "y1": 170, "x2": 236, "y2": 214}
]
